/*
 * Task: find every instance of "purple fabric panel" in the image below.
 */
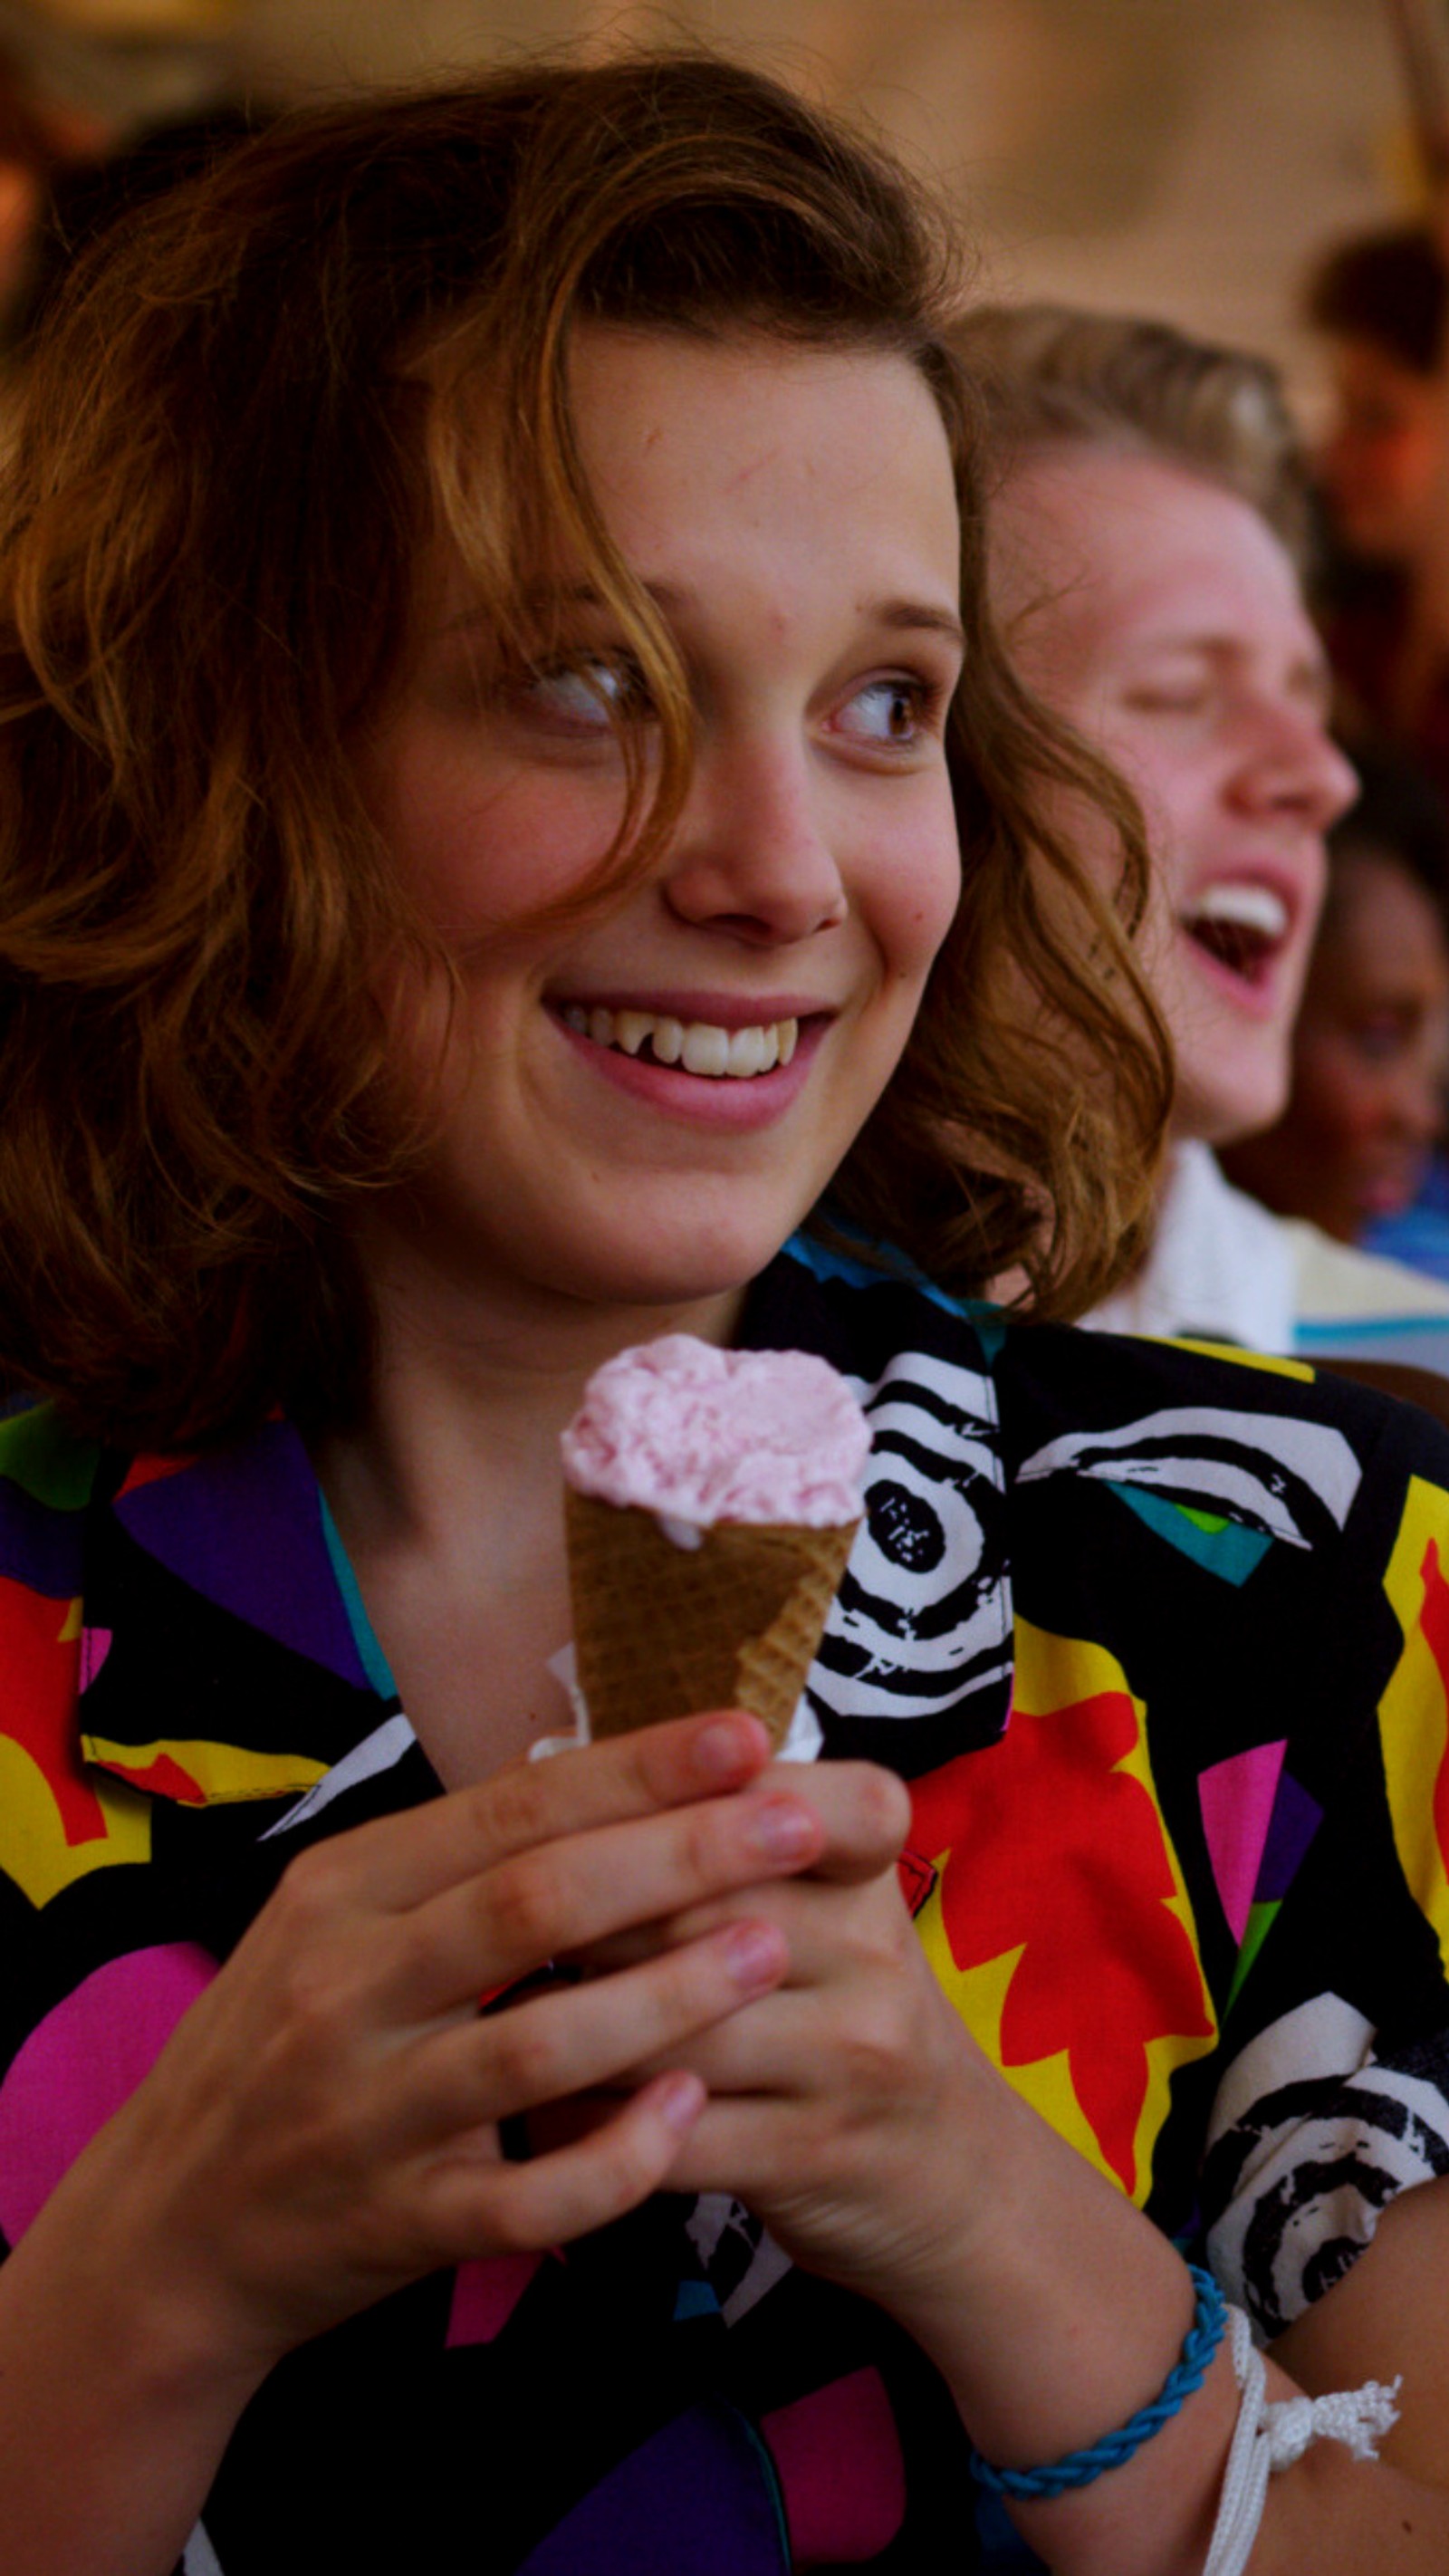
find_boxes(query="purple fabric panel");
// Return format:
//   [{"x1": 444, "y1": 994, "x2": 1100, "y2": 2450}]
[
  {"x1": 113, "y1": 1421, "x2": 368, "y2": 1688},
  {"x1": 515, "y1": 2406, "x2": 787, "y2": 2576},
  {"x1": 1256, "y1": 1770, "x2": 1324, "y2": 1902}
]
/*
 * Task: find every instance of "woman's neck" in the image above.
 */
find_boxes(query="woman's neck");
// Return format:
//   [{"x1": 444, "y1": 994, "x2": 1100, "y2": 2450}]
[
  {"x1": 308, "y1": 1239, "x2": 748, "y2": 1785},
  {"x1": 323, "y1": 1234, "x2": 747, "y2": 1555}
]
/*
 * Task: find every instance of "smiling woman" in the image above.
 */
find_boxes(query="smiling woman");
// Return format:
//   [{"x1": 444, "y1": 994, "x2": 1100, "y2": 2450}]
[
  {"x1": 0, "y1": 82, "x2": 1166, "y2": 1450},
  {"x1": 6, "y1": 53, "x2": 1449, "y2": 2576},
  {"x1": 353, "y1": 330, "x2": 965, "y2": 1331}
]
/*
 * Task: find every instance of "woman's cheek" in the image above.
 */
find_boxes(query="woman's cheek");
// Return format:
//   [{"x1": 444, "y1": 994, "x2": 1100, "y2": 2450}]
[{"x1": 889, "y1": 803, "x2": 962, "y2": 978}]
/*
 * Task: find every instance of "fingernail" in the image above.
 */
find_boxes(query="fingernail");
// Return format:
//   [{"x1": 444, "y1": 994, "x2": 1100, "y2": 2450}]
[
  {"x1": 748, "y1": 1797, "x2": 816, "y2": 1862},
  {"x1": 723, "y1": 1921, "x2": 784, "y2": 1992},
  {"x1": 657, "y1": 2071, "x2": 705, "y2": 2133},
  {"x1": 693, "y1": 1715, "x2": 763, "y2": 1782}
]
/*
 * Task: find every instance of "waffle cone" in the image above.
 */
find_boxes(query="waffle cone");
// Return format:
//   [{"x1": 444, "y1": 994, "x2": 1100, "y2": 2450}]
[{"x1": 564, "y1": 1485, "x2": 858, "y2": 1749}]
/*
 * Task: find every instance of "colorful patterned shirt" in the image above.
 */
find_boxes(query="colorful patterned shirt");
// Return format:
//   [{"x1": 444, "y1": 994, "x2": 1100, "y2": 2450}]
[{"x1": 5, "y1": 1239, "x2": 1449, "y2": 2573}]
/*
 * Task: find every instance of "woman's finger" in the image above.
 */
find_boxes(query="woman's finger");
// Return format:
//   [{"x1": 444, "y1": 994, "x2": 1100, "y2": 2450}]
[
  {"x1": 384, "y1": 1918, "x2": 791, "y2": 2151},
  {"x1": 380, "y1": 1782, "x2": 824, "y2": 2017},
  {"x1": 277, "y1": 1707, "x2": 775, "y2": 1918},
  {"x1": 421, "y1": 2071, "x2": 707, "y2": 2254},
  {"x1": 561, "y1": 1764, "x2": 913, "y2": 1987},
  {"x1": 756, "y1": 1759, "x2": 912, "y2": 1885},
  {"x1": 619, "y1": 1977, "x2": 907, "y2": 2098},
  {"x1": 563, "y1": 1783, "x2": 916, "y2": 1984}
]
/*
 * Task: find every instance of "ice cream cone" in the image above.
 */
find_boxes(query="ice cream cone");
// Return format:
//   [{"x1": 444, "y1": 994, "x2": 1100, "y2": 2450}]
[{"x1": 564, "y1": 1485, "x2": 857, "y2": 1748}]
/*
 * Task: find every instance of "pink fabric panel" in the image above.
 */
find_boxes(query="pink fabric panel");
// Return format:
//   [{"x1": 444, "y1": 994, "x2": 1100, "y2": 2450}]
[
  {"x1": 1198, "y1": 1739, "x2": 1287, "y2": 1943},
  {"x1": 445, "y1": 2250, "x2": 546, "y2": 2347},
  {"x1": 78, "y1": 1625, "x2": 112, "y2": 1692},
  {"x1": 0, "y1": 1941, "x2": 216, "y2": 2240},
  {"x1": 762, "y1": 2365, "x2": 906, "y2": 2566}
]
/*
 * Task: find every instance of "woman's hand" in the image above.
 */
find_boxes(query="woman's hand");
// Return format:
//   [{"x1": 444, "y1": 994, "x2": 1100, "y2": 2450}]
[
  {"x1": 558, "y1": 1754, "x2": 998, "y2": 2324},
  {"x1": 32, "y1": 1708, "x2": 831, "y2": 2382}
]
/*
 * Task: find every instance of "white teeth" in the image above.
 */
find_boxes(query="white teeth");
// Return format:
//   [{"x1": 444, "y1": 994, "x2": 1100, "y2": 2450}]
[
  {"x1": 725, "y1": 1025, "x2": 767, "y2": 1078},
  {"x1": 681, "y1": 1023, "x2": 730, "y2": 1076},
  {"x1": 560, "y1": 1004, "x2": 801, "y2": 1074},
  {"x1": 613, "y1": 1010, "x2": 652, "y2": 1056},
  {"x1": 1185, "y1": 884, "x2": 1289, "y2": 941}
]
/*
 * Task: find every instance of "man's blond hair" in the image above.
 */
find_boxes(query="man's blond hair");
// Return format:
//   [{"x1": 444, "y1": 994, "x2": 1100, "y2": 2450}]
[{"x1": 954, "y1": 302, "x2": 1310, "y2": 562}]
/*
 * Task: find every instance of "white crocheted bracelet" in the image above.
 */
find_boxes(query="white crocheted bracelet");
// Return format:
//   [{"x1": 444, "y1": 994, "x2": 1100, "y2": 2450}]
[{"x1": 1203, "y1": 2304, "x2": 1402, "y2": 2576}]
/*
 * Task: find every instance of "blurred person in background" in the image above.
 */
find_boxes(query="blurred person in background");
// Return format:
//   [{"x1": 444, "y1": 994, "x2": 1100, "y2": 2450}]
[
  {"x1": 1306, "y1": 224, "x2": 1449, "y2": 797},
  {"x1": 1223, "y1": 746, "x2": 1449, "y2": 1259},
  {"x1": 959, "y1": 302, "x2": 1449, "y2": 1375},
  {"x1": 0, "y1": 0, "x2": 249, "y2": 368},
  {"x1": 0, "y1": 34, "x2": 103, "y2": 342}
]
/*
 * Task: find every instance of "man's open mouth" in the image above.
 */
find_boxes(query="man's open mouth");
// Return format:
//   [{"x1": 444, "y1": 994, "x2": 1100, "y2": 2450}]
[{"x1": 1179, "y1": 884, "x2": 1291, "y2": 988}]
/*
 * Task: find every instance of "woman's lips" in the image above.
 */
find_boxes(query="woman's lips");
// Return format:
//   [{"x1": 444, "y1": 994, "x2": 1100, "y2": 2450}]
[
  {"x1": 551, "y1": 1003, "x2": 829, "y2": 1126},
  {"x1": 559, "y1": 1000, "x2": 801, "y2": 1076}
]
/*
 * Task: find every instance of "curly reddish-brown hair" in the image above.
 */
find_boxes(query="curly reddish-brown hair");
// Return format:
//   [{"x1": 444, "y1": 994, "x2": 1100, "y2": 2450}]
[{"x1": 0, "y1": 53, "x2": 1170, "y2": 1449}]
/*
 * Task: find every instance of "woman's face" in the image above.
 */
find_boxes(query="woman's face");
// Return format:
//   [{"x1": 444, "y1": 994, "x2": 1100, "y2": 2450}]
[
  {"x1": 1317, "y1": 335, "x2": 1446, "y2": 565},
  {"x1": 989, "y1": 447, "x2": 1356, "y2": 1147},
  {"x1": 1223, "y1": 849, "x2": 1449, "y2": 1241},
  {"x1": 355, "y1": 330, "x2": 964, "y2": 1324}
]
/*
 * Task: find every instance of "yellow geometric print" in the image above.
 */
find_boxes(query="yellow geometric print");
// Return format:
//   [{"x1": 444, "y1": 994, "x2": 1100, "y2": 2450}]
[
  {"x1": 1379, "y1": 1474, "x2": 1449, "y2": 1977},
  {"x1": 911, "y1": 1619, "x2": 1217, "y2": 2206},
  {"x1": 0, "y1": 1727, "x2": 152, "y2": 1909},
  {"x1": 1158, "y1": 1336, "x2": 1315, "y2": 1383},
  {"x1": 82, "y1": 1734, "x2": 331, "y2": 1805}
]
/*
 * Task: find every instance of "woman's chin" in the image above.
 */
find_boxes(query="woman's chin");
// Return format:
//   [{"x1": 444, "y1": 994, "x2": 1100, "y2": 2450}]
[
  {"x1": 570, "y1": 1234, "x2": 793, "y2": 1315},
  {"x1": 527, "y1": 1203, "x2": 809, "y2": 1318}
]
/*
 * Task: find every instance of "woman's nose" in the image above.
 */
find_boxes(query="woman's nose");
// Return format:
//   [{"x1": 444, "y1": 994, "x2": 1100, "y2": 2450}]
[{"x1": 663, "y1": 740, "x2": 849, "y2": 945}]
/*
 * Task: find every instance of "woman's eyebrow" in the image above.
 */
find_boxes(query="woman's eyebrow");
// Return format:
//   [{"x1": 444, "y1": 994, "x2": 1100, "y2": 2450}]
[
  {"x1": 868, "y1": 600, "x2": 966, "y2": 649},
  {"x1": 443, "y1": 587, "x2": 965, "y2": 647}
]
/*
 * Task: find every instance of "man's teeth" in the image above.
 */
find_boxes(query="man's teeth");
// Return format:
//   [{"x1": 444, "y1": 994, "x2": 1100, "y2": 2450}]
[
  {"x1": 1185, "y1": 884, "x2": 1290, "y2": 942},
  {"x1": 562, "y1": 1004, "x2": 799, "y2": 1076}
]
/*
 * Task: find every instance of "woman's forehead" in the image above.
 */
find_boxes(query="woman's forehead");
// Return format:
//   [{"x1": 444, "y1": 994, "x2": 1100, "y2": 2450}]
[
  {"x1": 568, "y1": 325, "x2": 956, "y2": 520},
  {"x1": 424, "y1": 326, "x2": 962, "y2": 638}
]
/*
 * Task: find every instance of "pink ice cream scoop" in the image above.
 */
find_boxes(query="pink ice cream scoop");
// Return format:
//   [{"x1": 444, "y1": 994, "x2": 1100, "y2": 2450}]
[
  {"x1": 561, "y1": 1334, "x2": 870, "y2": 1530},
  {"x1": 561, "y1": 1336, "x2": 869, "y2": 1745}
]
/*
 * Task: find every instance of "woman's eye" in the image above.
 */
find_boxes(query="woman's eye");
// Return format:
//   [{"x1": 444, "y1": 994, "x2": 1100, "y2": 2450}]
[
  {"x1": 522, "y1": 656, "x2": 651, "y2": 729},
  {"x1": 837, "y1": 677, "x2": 932, "y2": 747}
]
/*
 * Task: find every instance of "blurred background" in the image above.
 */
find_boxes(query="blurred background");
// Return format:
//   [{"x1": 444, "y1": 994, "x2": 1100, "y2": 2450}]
[{"x1": 0, "y1": 0, "x2": 1433, "y2": 415}]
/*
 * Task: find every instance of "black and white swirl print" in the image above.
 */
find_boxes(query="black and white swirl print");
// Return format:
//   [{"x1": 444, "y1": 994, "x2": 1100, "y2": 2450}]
[
  {"x1": 1202, "y1": 1994, "x2": 1449, "y2": 2341},
  {"x1": 807, "y1": 1346, "x2": 1011, "y2": 1746},
  {"x1": 1016, "y1": 1405, "x2": 1361, "y2": 1552}
]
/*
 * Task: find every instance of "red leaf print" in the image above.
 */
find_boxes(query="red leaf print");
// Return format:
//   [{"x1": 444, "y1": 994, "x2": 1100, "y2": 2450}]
[
  {"x1": 0, "y1": 1575, "x2": 104, "y2": 1847},
  {"x1": 911, "y1": 1684, "x2": 1213, "y2": 2194},
  {"x1": 1415, "y1": 1537, "x2": 1449, "y2": 1886}
]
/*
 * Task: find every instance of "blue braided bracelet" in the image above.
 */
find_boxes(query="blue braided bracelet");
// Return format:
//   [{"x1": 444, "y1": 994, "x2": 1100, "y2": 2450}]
[{"x1": 969, "y1": 2265, "x2": 1228, "y2": 2502}]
